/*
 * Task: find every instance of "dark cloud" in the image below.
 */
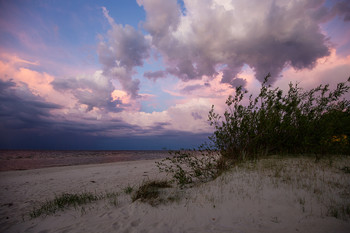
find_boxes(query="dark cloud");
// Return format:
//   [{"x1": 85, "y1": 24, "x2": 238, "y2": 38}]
[
  {"x1": 191, "y1": 112, "x2": 202, "y2": 120},
  {"x1": 0, "y1": 79, "x2": 15, "y2": 91},
  {"x1": 0, "y1": 79, "x2": 139, "y2": 135},
  {"x1": 0, "y1": 79, "x2": 62, "y2": 130},
  {"x1": 97, "y1": 7, "x2": 150, "y2": 98},
  {"x1": 230, "y1": 78, "x2": 247, "y2": 88},
  {"x1": 0, "y1": 80, "x2": 210, "y2": 150},
  {"x1": 1, "y1": 78, "x2": 211, "y2": 150},
  {"x1": 51, "y1": 78, "x2": 79, "y2": 91},
  {"x1": 135, "y1": 0, "x2": 349, "y2": 87},
  {"x1": 181, "y1": 84, "x2": 205, "y2": 93},
  {"x1": 148, "y1": 122, "x2": 171, "y2": 133},
  {"x1": 143, "y1": 70, "x2": 167, "y2": 80},
  {"x1": 0, "y1": 79, "x2": 186, "y2": 149},
  {"x1": 331, "y1": 1, "x2": 350, "y2": 21}
]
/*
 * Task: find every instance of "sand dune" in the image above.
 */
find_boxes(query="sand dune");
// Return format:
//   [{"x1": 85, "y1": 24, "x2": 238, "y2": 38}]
[{"x1": 1, "y1": 156, "x2": 349, "y2": 233}]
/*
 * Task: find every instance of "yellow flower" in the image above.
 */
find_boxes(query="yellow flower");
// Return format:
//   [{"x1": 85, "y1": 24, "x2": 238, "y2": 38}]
[{"x1": 331, "y1": 135, "x2": 348, "y2": 144}]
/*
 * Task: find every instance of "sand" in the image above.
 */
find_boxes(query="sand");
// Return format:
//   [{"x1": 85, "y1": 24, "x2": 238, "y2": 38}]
[{"x1": 0, "y1": 156, "x2": 349, "y2": 233}]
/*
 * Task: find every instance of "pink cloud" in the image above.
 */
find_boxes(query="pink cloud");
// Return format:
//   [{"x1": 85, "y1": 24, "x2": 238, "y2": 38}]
[
  {"x1": 0, "y1": 53, "x2": 76, "y2": 110},
  {"x1": 274, "y1": 48, "x2": 350, "y2": 94}
]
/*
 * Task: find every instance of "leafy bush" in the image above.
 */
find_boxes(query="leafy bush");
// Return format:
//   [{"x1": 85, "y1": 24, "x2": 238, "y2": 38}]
[{"x1": 209, "y1": 74, "x2": 350, "y2": 160}]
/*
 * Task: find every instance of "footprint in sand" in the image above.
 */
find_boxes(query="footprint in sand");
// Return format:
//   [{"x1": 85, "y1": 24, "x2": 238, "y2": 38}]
[
  {"x1": 112, "y1": 221, "x2": 120, "y2": 230},
  {"x1": 130, "y1": 219, "x2": 141, "y2": 227}
]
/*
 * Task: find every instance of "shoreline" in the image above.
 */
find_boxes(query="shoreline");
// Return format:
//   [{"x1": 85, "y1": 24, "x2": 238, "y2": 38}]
[
  {"x1": 1, "y1": 156, "x2": 349, "y2": 233},
  {"x1": 0, "y1": 150, "x2": 171, "y2": 172},
  {"x1": 0, "y1": 157, "x2": 164, "y2": 173}
]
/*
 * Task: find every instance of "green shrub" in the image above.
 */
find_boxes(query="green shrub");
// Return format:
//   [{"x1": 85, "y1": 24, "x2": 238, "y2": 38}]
[{"x1": 209, "y1": 74, "x2": 350, "y2": 160}]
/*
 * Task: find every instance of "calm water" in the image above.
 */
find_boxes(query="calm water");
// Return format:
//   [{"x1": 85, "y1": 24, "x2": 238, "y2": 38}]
[{"x1": 0, "y1": 150, "x2": 171, "y2": 172}]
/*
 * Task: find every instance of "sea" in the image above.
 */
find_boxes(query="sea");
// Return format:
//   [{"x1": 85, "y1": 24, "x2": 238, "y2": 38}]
[{"x1": 0, "y1": 150, "x2": 171, "y2": 172}]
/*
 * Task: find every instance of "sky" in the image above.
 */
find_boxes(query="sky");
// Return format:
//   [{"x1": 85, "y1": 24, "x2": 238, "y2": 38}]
[{"x1": 0, "y1": 0, "x2": 350, "y2": 150}]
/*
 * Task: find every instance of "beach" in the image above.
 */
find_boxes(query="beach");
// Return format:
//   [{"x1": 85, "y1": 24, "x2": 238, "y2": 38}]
[{"x1": 1, "y1": 156, "x2": 349, "y2": 233}]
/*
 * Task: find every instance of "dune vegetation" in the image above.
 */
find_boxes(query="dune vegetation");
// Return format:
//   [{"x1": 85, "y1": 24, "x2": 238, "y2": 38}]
[{"x1": 157, "y1": 74, "x2": 350, "y2": 186}]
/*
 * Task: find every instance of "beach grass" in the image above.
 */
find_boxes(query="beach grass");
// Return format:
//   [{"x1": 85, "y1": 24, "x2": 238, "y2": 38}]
[
  {"x1": 29, "y1": 192, "x2": 100, "y2": 218},
  {"x1": 29, "y1": 180, "x2": 174, "y2": 218},
  {"x1": 123, "y1": 185, "x2": 134, "y2": 194},
  {"x1": 132, "y1": 180, "x2": 172, "y2": 206}
]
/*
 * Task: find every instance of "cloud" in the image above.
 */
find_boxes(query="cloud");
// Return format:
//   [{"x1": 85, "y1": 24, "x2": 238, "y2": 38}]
[
  {"x1": 172, "y1": 73, "x2": 233, "y2": 99},
  {"x1": 0, "y1": 53, "x2": 213, "y2": 140},
  {"x1": 0, "y1": 53, "x2": 77, "y2": 109},
  {"x1": 136, "y1": 0, "x2": 350, "y2": 87},
  {"x1": 51, "y1": 70, "x2": 122, "y2": 112},
  {"x1": 0, "y1": 53, "x2": 40, "y2": 66},
  {"x1": 144, "y1": 70, "x2": 167, "y2": 80},
  {"x1": 98, "y1": 7, "x2": 150, "y2": 98},
  {"x1": 0, "y1": 79, "x2": 62, "y2": 130},
  {"x1": 331, "y1": 1, "x2": 350, "y2": 21},
  {"x1": 136, "y1": 0, "x2": 181, "y2": 38},
  {"x1": 181, "y1": 84, "x2": 203, "y2": 93},
  {"x1": 274, "y1": 48, "x2": 350, "y2": 97},
  {"x1": 111, "y1": 96, "x2": 213, "y2": 135},
  {"x1": 191, "y1": 112, "x2": 203, "y2": 120},
  {"x1": 0, "y1": 79, "x2": 150, "y2": 148},
  {"x1": 0, "y1": 78, "x2": 170, "y2": 142}
]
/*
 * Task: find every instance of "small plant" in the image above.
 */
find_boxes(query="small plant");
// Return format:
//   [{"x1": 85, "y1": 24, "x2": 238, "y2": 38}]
[
  {"x1": 123, "y1": 185, "x2": 134, "y2": 194},
  {"x1": 156, "y1": 148, "x2": 228, "y2": 186},
  {"x1": 105, "y1": 192, "x2": 119, "y2": 206},
  {"x1": 298, "y1": 197, "x2": 306, "y2": 213},
  {"x1": 341, "y1": 166, "x2": 350, "y2": 174},
  {"x1": 271, "y1": 216, "x2": 280, "y2": 223},
  {"x1": 30, "y1": 192, "x2": 100, "y2": 218},
  {"x1": 132, "y1": 180, "x2": 172, "y2": 206},
  {"x1": 166, "y1": 193, "x2": 181, "y2": 203},
  {"x1": 328, "y1": 206, "x2": 340, "y2": 219}
]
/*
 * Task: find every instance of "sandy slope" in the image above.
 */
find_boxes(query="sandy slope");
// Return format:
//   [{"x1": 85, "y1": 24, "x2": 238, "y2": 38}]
[{"x1": 0, "y1": 156, "x2": 349, "y2": 233}]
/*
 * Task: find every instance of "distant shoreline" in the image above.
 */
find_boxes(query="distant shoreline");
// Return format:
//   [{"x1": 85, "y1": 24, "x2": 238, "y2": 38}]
[{"x1": 0, "y1": 150, "x2": 171, "y2": 172}]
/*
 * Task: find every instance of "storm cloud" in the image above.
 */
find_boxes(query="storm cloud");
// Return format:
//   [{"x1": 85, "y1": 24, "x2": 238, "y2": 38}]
[
  {"x1": 0, "y1": 79, "x2": 181, "y2": 149},
  {"x1": 136, "y1": 0, "x2": 349, "y2": 86},
  {"x1": 0, "y1": 79, "x2": 62, "y2": 130}
]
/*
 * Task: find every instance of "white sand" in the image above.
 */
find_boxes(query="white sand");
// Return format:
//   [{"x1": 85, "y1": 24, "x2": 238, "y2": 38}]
[{"x1": 1, "y1": 156, "x2": 349, "y2": 233}]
